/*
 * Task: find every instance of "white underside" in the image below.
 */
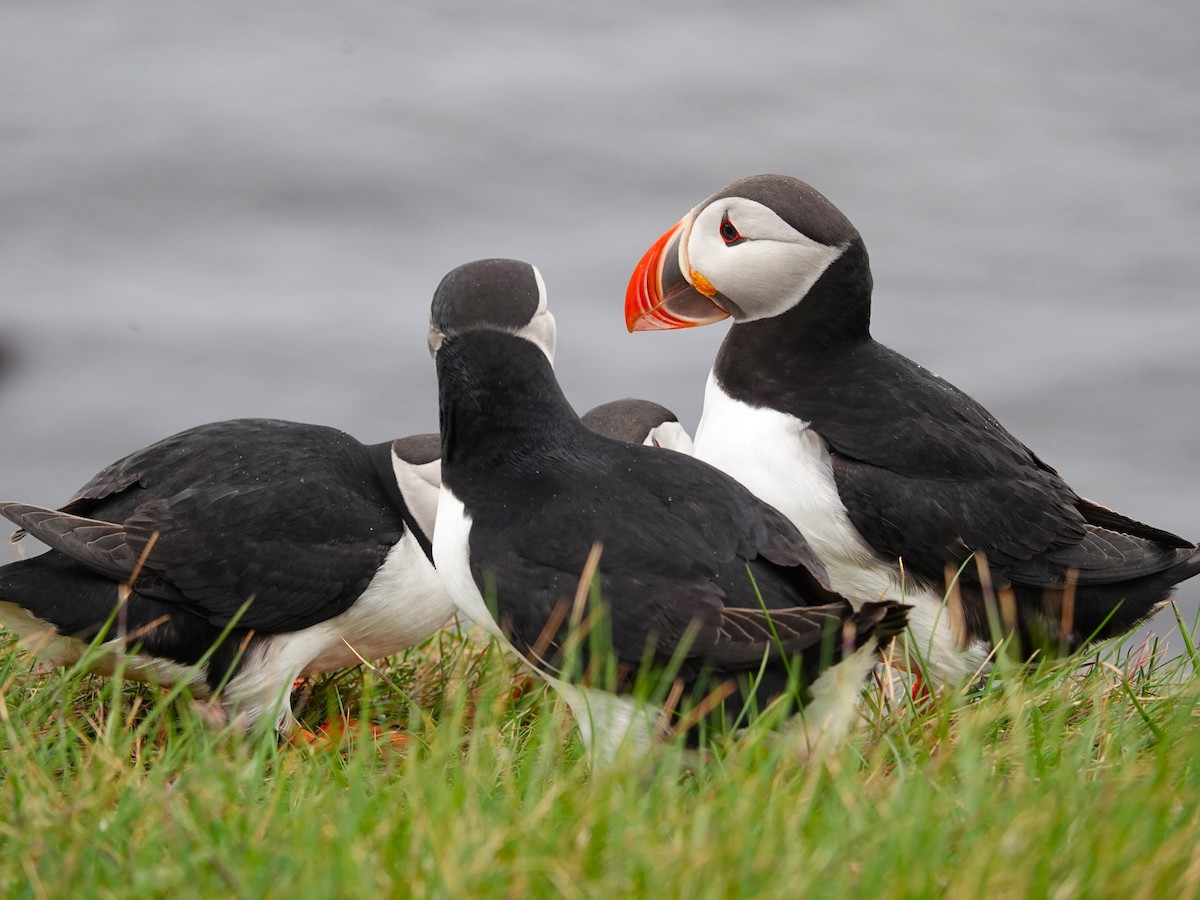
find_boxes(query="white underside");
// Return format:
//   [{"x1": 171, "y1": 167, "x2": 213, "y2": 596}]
[
  {"x1": 694, "y1": 374, "x2": 990, "y2": 685},
  {"x1": 434, "y1": 488, "x2": 659, "y2": 766},
  {"x1": 1, "y1": 531, "x2": 456, "y2": 732},
  {"x1": 432, "y1": 490, "x2": 502, "y2": 642},
  {"x1": 224, "y1": 530, "x2": 455, "y2": 731}
]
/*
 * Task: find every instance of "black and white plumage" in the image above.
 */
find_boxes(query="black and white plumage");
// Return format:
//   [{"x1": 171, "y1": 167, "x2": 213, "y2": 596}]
[
  {"x1": 430, "y1": 258, "x2": 908, "y2": 764},
  {"x1": 0, "y1": 419, "x2": 455, "y2": 732},
  {"x1": 625, "y1": 173, "x2": 1200, "y2": 684}
]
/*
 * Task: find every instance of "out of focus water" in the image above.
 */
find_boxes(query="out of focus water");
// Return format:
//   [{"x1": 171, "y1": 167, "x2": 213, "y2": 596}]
[{"x1": 2, "y1": 2, "x2": 1197, "y2": 640}]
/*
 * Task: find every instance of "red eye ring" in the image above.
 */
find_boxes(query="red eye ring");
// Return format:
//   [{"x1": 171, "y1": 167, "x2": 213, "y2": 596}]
[{"x1": 719, "y1": 211, "x2": 744, "y2": 246}]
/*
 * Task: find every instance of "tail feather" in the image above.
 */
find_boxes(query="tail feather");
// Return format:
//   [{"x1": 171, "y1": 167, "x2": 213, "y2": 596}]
[
  {"x1": 0, "y1": 501, "x2": 136, "y2": 581},
  {"x1": 1080, "y1": 545, "x2": 1200, "y2": 642},
  {"x1": 1009, "y1": 544, "x2": 1200, "y2": 655},
  {"x1": 1167, "y1": 547, "x2": 1200, "y2": 586}
]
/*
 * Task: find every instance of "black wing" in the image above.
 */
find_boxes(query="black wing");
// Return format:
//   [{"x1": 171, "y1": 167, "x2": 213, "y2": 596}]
[
  {"x1": 2, "y1": 419, "x2": 405, "y2": 632},
  {"x1": 58, "y1": 419, "x2": 342, "y2": 514},
  {"x1": 798, "y1": 342, "x2": 1193, "y2": 585},
  {"x1": 465, "y1": 437, "x2": 838, "y2": 672}
]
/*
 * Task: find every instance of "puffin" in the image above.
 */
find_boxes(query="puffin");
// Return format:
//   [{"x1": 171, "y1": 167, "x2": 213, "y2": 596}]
[
  {"x1": 0, "y1": 419, "x2": 455, "y2": 734},
  {"x1": 625, "y1": 173, "x2": 1200, "y2": 685},
  {"x1": 430, "y1": 257, "x2": 909, "y2": 765}
]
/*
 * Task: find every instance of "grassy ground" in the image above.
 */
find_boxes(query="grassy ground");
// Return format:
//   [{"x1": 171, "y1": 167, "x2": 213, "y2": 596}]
[{"x1": 1, "y1": 613, "x2": 1199, "y2": 899}]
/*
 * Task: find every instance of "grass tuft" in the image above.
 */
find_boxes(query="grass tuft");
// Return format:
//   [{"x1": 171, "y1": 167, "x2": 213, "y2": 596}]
[{"x1": 1, "y1": 609, "x2": 1199, "y2": 896}]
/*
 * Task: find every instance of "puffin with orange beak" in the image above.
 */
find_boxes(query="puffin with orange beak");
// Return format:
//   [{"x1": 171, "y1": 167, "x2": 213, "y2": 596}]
[{"x1": 626, "y1": 173, "x2": 1200, "y2": 686}]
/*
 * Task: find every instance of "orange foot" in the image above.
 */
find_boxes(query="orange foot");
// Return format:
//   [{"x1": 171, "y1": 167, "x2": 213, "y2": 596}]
[
  {"x1": 910, "y1": 668, "x2": 935, "y2": 705},
  {"x1": 292, "y1": 717, "x2": 410, "y2": 754},
  {"x1": 509, "y1": 674, "x2": 536, "y2": 702}
]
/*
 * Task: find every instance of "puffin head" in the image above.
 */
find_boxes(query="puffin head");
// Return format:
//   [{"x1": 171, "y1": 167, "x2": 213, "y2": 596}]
[
  {"x1": 625, "y1": 174, "x2": 863, "y2": 331},
  {"x1": 429, "y1": 258, "x2": 556, "y2": 364},
  {"x1": 579, "y1": 398, "x2": 694, "y2": 454}
]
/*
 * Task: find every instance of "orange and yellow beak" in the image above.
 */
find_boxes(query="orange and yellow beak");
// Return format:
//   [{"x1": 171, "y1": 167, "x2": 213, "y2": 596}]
[{"x1": 624, "y1": 211, "x2": 732, "y2": 333}]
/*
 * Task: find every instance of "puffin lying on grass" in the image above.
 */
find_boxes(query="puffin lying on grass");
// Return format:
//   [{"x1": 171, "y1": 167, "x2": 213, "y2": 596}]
[
  {"x1": 0, "y1": 419, "x2": 455, "y2": 734},
  {"x1": 625, "y1": 173, "x2": 1200, "y2": 686},
  {"x1": 430, "y1": 257, "x2": 908, "y2": 765}
]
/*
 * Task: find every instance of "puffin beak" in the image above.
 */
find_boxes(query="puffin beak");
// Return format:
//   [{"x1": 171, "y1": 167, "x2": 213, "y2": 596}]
[{"x1": 624, "y1": 211, "x2": 732, "y2": 332}]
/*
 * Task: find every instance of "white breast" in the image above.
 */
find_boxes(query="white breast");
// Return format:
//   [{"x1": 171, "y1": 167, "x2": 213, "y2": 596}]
[
  {"x1": 433, "y1": 488, "x2": 504, "y2": 641},
  {"x1": 693, "y1": 372, "x2": 989, "y2": 684},
  {"x1": 392, "y1": 452, "x2": 442, "y2": 541},
  {"x1": 694, "y1": 373, "x2": 888, "y2": 597}
]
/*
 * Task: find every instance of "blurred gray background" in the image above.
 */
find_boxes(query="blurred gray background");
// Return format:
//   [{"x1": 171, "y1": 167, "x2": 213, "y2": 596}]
[{"x1": 2, "y1": 2, "x2": 1197, "y2": 644}]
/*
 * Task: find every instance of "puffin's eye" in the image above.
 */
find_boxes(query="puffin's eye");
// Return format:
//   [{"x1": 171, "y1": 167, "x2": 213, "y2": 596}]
[{"x1": 719, "y1": 212, "x2": 744, "y2": 246}]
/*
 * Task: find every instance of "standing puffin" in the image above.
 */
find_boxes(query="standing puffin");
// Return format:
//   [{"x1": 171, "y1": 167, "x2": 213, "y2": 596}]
[
  {"x1": 625, "y1": 173, "x2": 1200, "y2": 685},
  {"x1": 0, "y1": 419, "x2": 456, "y2": 733},
  {"x1": 430, "y1": 257, "x2": 908, "y2": 764}
]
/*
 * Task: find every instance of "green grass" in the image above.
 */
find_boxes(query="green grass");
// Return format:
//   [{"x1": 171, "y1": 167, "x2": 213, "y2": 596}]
[{"x1": 1, "y1": 614, "x2": 1199, "y2": 898}]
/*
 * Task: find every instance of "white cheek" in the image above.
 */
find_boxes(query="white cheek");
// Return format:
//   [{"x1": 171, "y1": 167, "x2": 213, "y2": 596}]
[
  {"x1": 688, "y1": 200, "x2": 845, "y2": 322},
  {"x1": 688, "y1": 217, "x2": 730, "y2": 275},
  {"x1": 643, "y1": 421, "x2": 694, "y2": 455},
  {"x1": 705, "y1": 239, "x2": 844, "y2": 323}
]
